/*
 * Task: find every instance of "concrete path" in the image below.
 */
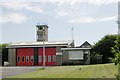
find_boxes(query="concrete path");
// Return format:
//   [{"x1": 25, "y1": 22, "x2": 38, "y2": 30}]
[{"x1": 1, "y1": 66, "x2": 41, "y2": 78}]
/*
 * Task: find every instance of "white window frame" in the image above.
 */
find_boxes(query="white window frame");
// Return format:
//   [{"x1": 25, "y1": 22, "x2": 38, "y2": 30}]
[
  {"x1": 17, "y1": 56, "x2": 20, "y2": 62},
  {"x1": 48, "y1": 55, "x2": 51, "y2": 62},
  {"x1": 44, "y1": 55, "x2": 46, "y2": 62},
  {"x1": 22, "y1": 56, "x2": 25, "y2": 62},
  {"x1": 38, "y1": 56, "x2": 42, "y2": 62},
  {"x1": 31, "y1": 56, "x2": 34, "y2": 62},
  {"x1": 26, "y1": 56, "x2": 29, "y2": 62},
  {"x1": 52, "y1": 55, "x2": 56, "y2": 62}
]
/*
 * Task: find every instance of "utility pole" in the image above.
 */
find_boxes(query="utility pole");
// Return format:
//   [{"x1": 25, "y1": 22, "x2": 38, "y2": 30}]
[
  {"x1": 36, "y1": 23, "x2": 47, "y2": 69},
  {"x1": 71, "y1": 27, "x2": 74, "y2": 42},
  {"x1": 118, "y1": 22, "x2": 120, "y2": 35},
  {"x1": 43, "y1": 27, "x2": 45, "y2": 69},
  {"x1": 71, "y1": 27, "x2": 74, "y2": 47}
]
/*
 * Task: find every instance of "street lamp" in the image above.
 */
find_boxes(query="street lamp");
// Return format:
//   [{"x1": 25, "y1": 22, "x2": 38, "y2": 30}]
[{"x1": 43, "y1": 27, "x2": 45, "y2": 69}]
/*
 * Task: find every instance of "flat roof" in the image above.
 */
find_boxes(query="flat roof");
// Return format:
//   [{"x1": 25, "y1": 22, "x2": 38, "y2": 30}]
[
  {"x1": 7, "y1": 40, "x2": 73, "y2": 48},
  {"x1": 61, "y1": 48, "x2": 91, "y2": 50}
]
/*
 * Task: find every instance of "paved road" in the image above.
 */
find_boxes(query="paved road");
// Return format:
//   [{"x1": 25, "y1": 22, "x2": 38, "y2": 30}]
[{"x1": 1, "y1": 66, "x2": 41, "y2": 78}]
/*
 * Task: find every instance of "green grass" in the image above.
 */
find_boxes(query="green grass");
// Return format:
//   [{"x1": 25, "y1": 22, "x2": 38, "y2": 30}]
[{"x1": 11, "y1": 63, "x2": 118, "y2": 78}]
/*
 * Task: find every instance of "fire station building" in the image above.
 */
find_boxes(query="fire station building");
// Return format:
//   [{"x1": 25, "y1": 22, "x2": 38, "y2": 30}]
[
  {"x1": 7, "y1": 41, "x2": 74, "y2": 66},
  {"x1": 7, "y1": 24, "x2": 91, "y2": 66}
]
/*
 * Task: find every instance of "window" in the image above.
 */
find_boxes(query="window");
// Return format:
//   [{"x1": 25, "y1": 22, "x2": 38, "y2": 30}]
[
  {"x1": 52, "y1": 55, "x2": 56, "y2": 62},
  {"x1": 44, "y1": 55, "x2": 46, "y2": 62},
  {"x1": 83, "y1": 54, "x2": 88, "y2": 61},
  {"x1": 82, "y1": 46, "x2": 85, "y2": 48},
  {"x1": 69, "y1": 51, "x2": 83, "y2": 60},
  {"x1": 83, "y1": 50, "x2": 89, "y2": 54},
  {"x1": 31, "y1": 56, "x2": 34, "y2": 62},
  {"x1": 39, "y1": 27, "x2": 43, "y2": 30},
  {"x1": 17, "y1": 56, "x2": 20, "y2": 62},
  {"x1": 87, "y1": 45, "x2": 90, "y2": 47},
  {"x1": 40, "y1": 34, "x2": 43, "y2": 36},
  {"x1": 48, "y1": 55, "x2": 51, "y2": 62},
  {"x1": 22, "y1": 56, "x2": 24, "y2": 62},
  {"x1": 38, "y1": 56, "x2": 42, "y2": 62},
  {"x1": 26, "y1": 56, "x2": 29, "y2": 62}
]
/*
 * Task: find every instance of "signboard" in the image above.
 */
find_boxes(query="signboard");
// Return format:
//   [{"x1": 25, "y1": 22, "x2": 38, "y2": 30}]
[{"x1": 56, "y1": 52, "x2": 62, "y2": 55}]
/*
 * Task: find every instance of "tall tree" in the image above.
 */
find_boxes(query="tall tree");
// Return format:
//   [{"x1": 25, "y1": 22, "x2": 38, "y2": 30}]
[
  {"x1": 0, "y1": 44, "x2": 9, "y2": 66},
  {"x1": 92, "y1": 34, "x2": 120, "y2": 63},
  {"x1": 111, "y1": 35, "x2": 120, "y2": 79}
]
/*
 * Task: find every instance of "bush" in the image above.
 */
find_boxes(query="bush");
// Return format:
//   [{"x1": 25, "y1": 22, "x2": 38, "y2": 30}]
[{"x1": 91, "y1": 53, "x2": 103, "y2": 64}]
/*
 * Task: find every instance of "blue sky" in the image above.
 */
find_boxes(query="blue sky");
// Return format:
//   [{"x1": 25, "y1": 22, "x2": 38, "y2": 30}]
[{"x1": 1, "y1": 0, "x2": 119, "y2": 46}]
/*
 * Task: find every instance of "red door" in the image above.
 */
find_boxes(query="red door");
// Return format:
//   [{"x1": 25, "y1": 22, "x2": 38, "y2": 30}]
[
  {"x1": 17, "y1": 48, "x2": 34, "y2": 66},
  {"x1": 17, "y1": 48, "x2": 23, "y2": 66},
  {"x1": 38, "y1": 48, "x2": 43, "y2": 66},
  {"x1": 38, "y1": 48, "x2": 56, "y2": 66},
  {"x1": 25, "y1": 48, "x2": 34, "y2": 66}
]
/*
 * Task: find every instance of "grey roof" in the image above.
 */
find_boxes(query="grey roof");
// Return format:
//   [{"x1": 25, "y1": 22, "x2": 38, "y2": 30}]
[
  {"x1": 36, "y1": 24, "x2": 49, "y2": 28},
  {"x1": 7, "y1": 40, "x2": 73, "y2": 48},
  {"x1": 61, "y1": 47, "x2": 91, "y2": 50},
  {"x1": 79, "y1": 41, "x2": 91, "y2": 48}
]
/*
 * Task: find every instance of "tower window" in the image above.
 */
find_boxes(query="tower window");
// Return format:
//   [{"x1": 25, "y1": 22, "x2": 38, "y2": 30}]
[
  {"x1": 39, "y1": 27, "x2": 43, "y2": 30},
  {"x1": 40, "y1": 34, "x2": 43, "y2": 36}
]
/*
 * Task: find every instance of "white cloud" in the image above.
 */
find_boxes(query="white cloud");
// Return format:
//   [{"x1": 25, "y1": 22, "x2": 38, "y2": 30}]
[
  {"x1": 68, "y1": 17, "x2": 95, "y2": 23},
  {"x1": 88, "y1": 0, "x2": 119, "y2": 6},
  {"x1": 2, "y1": 0, "x2": 119, "y2": 6},
  {"x1": 99, "y1": 16, "x2": 117, "y2": 21},
  {"x1": 0, "y1": 13, "x2": 27, "y2": 24},
  {"x1": 54, "y1": 0, "x2": 119, "y2": 6},
  {"x1": 68, "y1": 16, "x2": 117, "y2": 23},
  {"x1": 52, "y1": 0, "x2": 119, "y2": 18},
  {"x1": 1, "y1": 1, "x2": 45, "y2": 13},
  {"x1": 56, "y1": 11, "x2": 69, "y2": 17},
  {"x1": 57, "y1": 0, "x2": 65, "y2": 6}
]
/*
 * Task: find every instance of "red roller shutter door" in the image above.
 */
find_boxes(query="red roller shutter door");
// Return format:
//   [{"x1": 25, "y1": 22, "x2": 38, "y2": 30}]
[
  {"x1": 17, "y1": 48, "x2": 25, "y2": 66},
  {"x1": 17, "y1": 48, "x2": 34, "y2": 66},
  {"x1": 46, "y1": 48, "x2": 56, "y2": 66},
  {"x1": 38, "y1": 48, "x2": 56, "y2": 66},
  {"x1": 38, "y1": 48, "x2": 43, "y2": 66},
  {"x1": 25, "y1": 48, "x2": 34, "y2": 66}
]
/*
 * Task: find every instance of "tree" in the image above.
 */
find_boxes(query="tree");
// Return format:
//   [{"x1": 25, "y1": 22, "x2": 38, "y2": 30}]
[
  {"x1": 0, "y1": 44, "x2": 9, "y2": 66},
  {"x1": 111, "y1": 35, "x2": 120, "y2": 80},
  {"x1": 92, "y1": 34, "x2": 120, "y2": 63}
]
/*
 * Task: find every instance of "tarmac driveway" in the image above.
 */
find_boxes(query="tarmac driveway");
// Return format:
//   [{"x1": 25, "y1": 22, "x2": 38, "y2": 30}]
[{"x1": 1, "y1": 66, "x2": 41, "y2": 78}]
